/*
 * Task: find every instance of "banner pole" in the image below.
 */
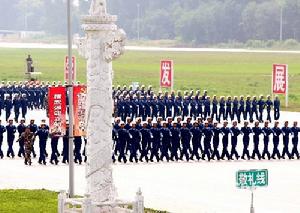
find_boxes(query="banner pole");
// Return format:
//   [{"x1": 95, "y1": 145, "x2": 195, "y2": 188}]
[{"x1": 67, "y1": 0, "x2": 74, "y2": 198}]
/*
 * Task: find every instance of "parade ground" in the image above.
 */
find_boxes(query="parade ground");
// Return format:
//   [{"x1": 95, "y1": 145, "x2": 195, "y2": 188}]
[{"x1": 0, "y1": 109, "x2": 300, "y2": 213}]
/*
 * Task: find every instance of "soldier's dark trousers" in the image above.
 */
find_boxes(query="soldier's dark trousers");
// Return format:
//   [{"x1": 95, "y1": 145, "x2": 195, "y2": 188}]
[
  {"x1": 251, "y1": 143, "x2": 261, "y2": 160},
  {"x1": 291, "y1": 140, "x2": 299, "y2": 159},
  {"x1": 39, "y1": 140, "x2": 46, "y2": 164},
  {"x1": 62, "y1": 141, "x2": 69, "y2": 163},
  {"x1": 180, "y1": 146, "x2": 190, "y2": 161},
  {"x1": 282, "y1": 144, "x2": 291, "y2": 159},
  {"x1": 190, "y1": 141, "x2": 200, "y2": 160},
  {"x1": 118, "y1": 146, "x2": 127, "y2": 163},
  {"x1": 150, "y1": 147, "x2": 160, "y2": 162},
  {"x1": 129, "y1": 147, "x2": 138, "y2": 163},
  {"x1": 259, "y1": 110, "x2": 263, "y2": 122},
  {"x1": 160, "y1": 146, "x2": 169, "y2": 162},
  {"x1": 230, "y1": 144, "x2": 239, "y2": 160},
  {"x1": 251, "y1": 109, "x2": 259, "y2": 122},
  {"x1": 219, "y1": 109, "x2": 225, "y2": 122},
  {"x1": 139, "y1": 145, "x2": 149, "y2": 162},
  {"x1": 18, "y1": 140, "x2": 25, "y2": 157},
  {"x1": 211, "y1": 110, "x2": 218, "y2": 121},
  {"x1": 221, "y1": 142, "x2": 230, "y2": 159},
  {"x1": 271, "y1": 142, "x2": 281, "y2": 159},
  {"x1": 225, "y1": 109, "x2": 232, "y2": 121},
  {"x1": 202, "y1": 146, "x2": 211, "y2": 161},
  {"x1": 0, "y1": 140, "x2": 3, "y2": 158},
  {"x1": 267, "y1": 110, "x2": 272, "y2": 122},
  {"x1": 274, "y1": 108, "x2": 280, "y2": 120},
  {"x1": 242, "y1": 141, "x2": 250, "y2": 159},
  {"x1": 50, "y1": 140, "x2": 59, "y2": 164},
  {"x1": 170, "y1": 143, "x2": 179, "y2": 161},
  {"x1": 7, "y1": 138, "x2": 14, "y2": 157},
  {"x1": 262, "y1": 146, "x2": 271, "y2": 160},
  {"x1": 74, "y1": 142, "x2": 82, "y2": 163}
]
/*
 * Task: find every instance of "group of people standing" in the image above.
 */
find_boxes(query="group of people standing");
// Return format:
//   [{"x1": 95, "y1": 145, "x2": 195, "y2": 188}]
[
  {"x1": 112, "y1": 116, "x2": 300, "y2": 163},
  {"x1": 0, "y1": 118, "x2": 87, "y2": 166},
  {"x1": 113, "y1": 85, "x2": 281, "y2": 124}
]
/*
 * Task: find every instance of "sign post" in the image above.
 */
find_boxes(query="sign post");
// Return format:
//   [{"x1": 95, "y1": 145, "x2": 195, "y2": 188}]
[
  {"x1": 160, "y1": 60, "x2": 174, "y2": 91},
  {"x1": 236, "y1": 169, "x2": 268, "y2": 213},
  {"x1": 272, "y1": 64, "x2": 288, "y2": 107}
]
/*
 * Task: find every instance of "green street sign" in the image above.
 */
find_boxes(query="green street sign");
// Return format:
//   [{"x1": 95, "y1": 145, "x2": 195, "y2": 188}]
[{"x1": 236, "y1": 169, "x2": 268, "y2": 189}]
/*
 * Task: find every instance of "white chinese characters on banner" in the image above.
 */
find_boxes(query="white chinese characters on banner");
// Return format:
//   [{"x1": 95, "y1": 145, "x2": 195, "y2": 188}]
[
  {"x1": 272, "y1": 64, "x2": 287, "y2": 94},
  {"x1": 160, "y1": 60, "x2": 173, "y2": 88}
]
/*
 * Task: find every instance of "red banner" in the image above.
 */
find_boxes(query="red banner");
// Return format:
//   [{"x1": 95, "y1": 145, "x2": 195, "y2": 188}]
[
  {"x1": 48, "y1": 86, "x2": 66, "y2": 136},
  {"x1": 64, "y1": 56, "x2": 76, "y2": 82},
  {"x1": 272, "y1": 64, "x2": 288, "y2": 94},
  {"x1": 160, "y1": 60, "x2": 173, "y2": 88},
  {"x1": 73, "y1": 85, "x2": 87, "y2": 136}
]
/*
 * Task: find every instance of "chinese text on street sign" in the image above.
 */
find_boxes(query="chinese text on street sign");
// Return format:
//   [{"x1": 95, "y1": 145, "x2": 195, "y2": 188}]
[{"x1": 236, "y1": 169, "x2": 268, "y2": 189}]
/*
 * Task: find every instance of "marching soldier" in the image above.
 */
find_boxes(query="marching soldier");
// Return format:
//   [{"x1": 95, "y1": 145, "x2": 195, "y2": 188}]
[
  {"x1": 241, "y1": 121, "x2": 252, "y2": 160},
  {"x1": 17, "y1": 118, "x2": 26, "y2": 157},
  {"x1": 180, "y1": 121, "x2": 192, "y2": 161},
  {"x1": 28, "y1": 119, "x2": 38, "y2": 158},
  {"x1": 203, "y1": 96, "x2": 211, "y2": 120},
  {"x1": 117, "y1": 122, "x2": 131, "y2": 163},
  {"x1": 50, "y1": 134, "x2": 59, "y2": 165},
  {"x1": 0, "y1": 120, "x2": 5, "y2": 159},
  {"x1": 220, "y1": 121, "x2": 230, "y2": 160},
  {"x1": 35, "y1": 122, "x2": 49, "y2": 165},
  {"x1": 261, "y1": 121, "x2": 273, "y2": 160},
  {"x1": 139, "y1": 122, "x2": 152, "y2": 162},
  {"x1": 291, "y1": 121, "x2": 300, "y2": 159},
  {"x1": 211, "y1": 95, "x2": 218, "y2": 121},
  {"x1": 271, "y1": 121, "x2": 282, "y2": 160},
  {"x1": 245, "y1": 96, "x2": 252, "y2": 121},
  {"x1": 74, "y1": 136, "x2": 83, "y2": 164},
  {"x1": 251, "y1": 121, "x2": 262, "y2": 160},
  {"x1": 170, "y1": 122, "x2": 181, "y2": 161},
  {"x1": 218, "y1": 96, "x2": 225, "y2": 122},
  {"x1": 17, "y1": 127, "x2": 34, "y2": 165},
  {"x1": 232, "y1": 96, "x2": 239, "y2": 122},
  {"x1": 211, "y1": 121, "x2": 221, "y2": 160},
  {"x1": 202, "y1": 121, "x2": 213, "y2": 161},
  {"x1": 251, "y1": 96, "x2": 258, "y2": 122},
  {"x1": 190, "y1": 121, "x2": 202, "y2": 161},
  {"x1": 258, "y1": 95, "x2": 265, "y2": 122},
  {"x1": 238, "y1": 96, "x2": 244, "y2": 122},
  {"x1": 160, "y1": 122, "x2": 172, "y2": 162},
  {"x1": 266, "y1": 95, "x2": 273, "y2": 122},
  {"x1": 128, "y1": 122, "x2": 141, "y2": 163},
  {"x1": 274, "y1": 96, "x2": 280, "y2": 120},
  {"x1": 6, "y1": 119, "x2": 16, "y2": 158},
  {"x1": 281, "y1": 121, "x2": 292, "y2": 159},
  {"x1": 230, "y1": 121, "x2": 241, "y2": 160},
  {"x1": 150, "y1": 122, "x2": 161, "y2": 162}
]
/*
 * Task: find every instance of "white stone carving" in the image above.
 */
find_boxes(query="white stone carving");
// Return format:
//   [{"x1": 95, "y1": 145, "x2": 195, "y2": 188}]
[{"x1": 76, "y1": 0, "x2": 126, "y2": 212}]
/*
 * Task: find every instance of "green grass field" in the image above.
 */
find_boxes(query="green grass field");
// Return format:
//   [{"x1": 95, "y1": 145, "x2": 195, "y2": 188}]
[
  {"x1": 0, "y1": 48, "x2": 299, "y2": 111},
  {"x1": 0, "y1": 189, "x2": 167, "y2": 213}
]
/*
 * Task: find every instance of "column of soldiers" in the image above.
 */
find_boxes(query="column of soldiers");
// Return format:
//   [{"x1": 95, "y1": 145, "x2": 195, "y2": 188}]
[
  {"x1": 112, "y1": 117, "x2": 300, "y2": 163},
  {"x1": 0, "y1": 118, "x2": 87, "y2": 166},
  {"x1": 113, "y1": 85, "x2": 281, "y2": 123}
]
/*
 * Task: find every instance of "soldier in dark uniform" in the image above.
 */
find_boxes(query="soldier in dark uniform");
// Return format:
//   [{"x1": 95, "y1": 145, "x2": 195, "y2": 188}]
[
  {"x1": 230, "y1": 121, "x2": 241, "y2": 160},
  {"x1": 62, "y1": 124, "x2": 70, "y2": 164},
  {"x1": 240, "y1": 121, "x2": 252, "y2": 160},
  {"x1": 211, "y1": 121, "x2": 221, "y2": 160},
  {"x1": 251, "y1": 96, "x2": 258, "y2": 122},
  {"x1": 261, "y1": 121, "x2": 273, "y2": 160},
  {"x1": 6, "y1": 119, "x2": 16, "y2": 158},
  {"x1": 271, "y1": 121, "x2": 282, "y2": 160},
  {"x1": 35, "y1": 123, "x2": 49, "y2": 165},
  {"x1": 245, "y1": 96, "x2": 252, "y2": 121},
  {"x1": 281, "y1": 121, "x2": 292, "y2": 159},
  {"x1": 220, "y1": 121, "x2": 230, "y2": 160},
  {"x1": 232, "y1": 96, "x2": 239, "y2": 122},
  {"x1": 218, "y1": 96, "x2": 225, "y2": 122},
  {"x1": 291, "y1": 121, "x2": 300, "y2": 159},
  {"x1": 12, "y1": 94, "x2": 21, "y2": 122},
  {"x1": 274, "y1": 96, "x2": 280, "y2": 120},
  {"x1": 20, "y1": 94, "x2": 28, "y2": 119},
  {"x1": 160, "y1": 122, "x2": 172, "y2": 162},
  {"x1": 251, "y1": 121, "x2": 262, "y2": 160},
  {"x1": 182, "y1": 96, "x2": 189, "y2": 120},
  {"x1": 17, "y1": 127, "x2": 34, "y2": 165},
  {"x1": 149, "y1": 122, "x2": 161, "y2": 162},
  {"x1": 258, "y1": 95, "x2": 265, "y2": 122},
  {"x1": 266, "y1": 95, "x2": 273, "y2": 122},
  {"x1": 170, "y1": 122, "x2": 181, "y2": 161},
  {"x1": 0, "y1": 120, "x2": 6, "y2": 159},
  {"x1": 17, "y1": 118, "x2": 26, "y2": 157},
  {"x1": 203, "y1": 96, "x2": 211, "y2": 120},
  {"x1": 190, "y1": 121, "x2": 202, "y2": 161},
  {"x1": 211, "y1": 95, "x2": 218, "y2": 121},
  {"x1": 50, "y1": 134, "x2": 59, "y2": 165},
  {"x1": 128, "y1": 122, "x2": 141, "y2": 163},
  {"x1": 225, "y1": 96, "x2": 232, "y2": 121},
  {"x1": 117, "y1": 122, "x2": 131, "y2": 163},
  {"x1": 139, "y1": 122, "x2": 152, "y2": 162},
  {"x1": 180, "y1": 121, "x2": 192, "y2": 161},
  {"x1": 238, "y1": 96, "x2": 244, "y2": 122},
  {"x1": 202, "y1": 121, "x2": 213, "y2": 161},
  {"x1": 74, "y1": 136, "x2": 83, "y2": 164},
  {"x1": 4, "y1": 95, "x2": 12, "y2": 121}
]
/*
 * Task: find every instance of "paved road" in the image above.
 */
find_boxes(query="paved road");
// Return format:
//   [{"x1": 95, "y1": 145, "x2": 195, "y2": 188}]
[
  {"x1": 0, "y1": 110, "x2": 300, "y2": 212},
  {"x1": 1, "y1": 42, "x2": 300, "y2": 54}
]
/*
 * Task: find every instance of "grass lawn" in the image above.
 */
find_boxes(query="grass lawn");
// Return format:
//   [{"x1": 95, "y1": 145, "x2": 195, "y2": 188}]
[
  {"x1": 0, "y1": 48, "x2": 299, "y2": 111},
  {"x1": 0, "y1": 189, "x2": 167, "y2": 213}
]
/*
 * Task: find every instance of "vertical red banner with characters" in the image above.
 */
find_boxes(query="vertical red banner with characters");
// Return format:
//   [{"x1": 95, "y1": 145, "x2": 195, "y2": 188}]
[
  {"x1": 160, "y1": 60, "x2": 173, "y2": 88},
  {"x1": 64, "y1": 56, "x2": 76, "y2": 82},
  {"x1": 272, "y1": 64, "x2": 288, "y2": 94},
  {"x1": 48, "y1": 86, "x2": 66, "y2": 136},
  {"x1": 73, "y1": 85, "x2": 87, "y2": 136}
]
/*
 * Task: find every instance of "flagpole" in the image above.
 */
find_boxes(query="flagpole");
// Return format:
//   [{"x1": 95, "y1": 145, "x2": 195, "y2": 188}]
[{"x1": 67, "y1": 0, "x2": 74, "y2": 198}]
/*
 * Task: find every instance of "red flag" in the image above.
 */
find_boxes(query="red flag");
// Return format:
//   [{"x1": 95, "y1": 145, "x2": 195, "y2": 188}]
[
  {"x1": 272, "y1": 64, "x2": 288, "y2": 94},
  {"x1": 73, "y1": 85, "x2": 87, "y2": 136},
  {"x1": 48, "y1": 86, "x2": 66, "y2": 136},
  {"x1": 160, "y1": 60, "x2": 173, "y2": 88}
]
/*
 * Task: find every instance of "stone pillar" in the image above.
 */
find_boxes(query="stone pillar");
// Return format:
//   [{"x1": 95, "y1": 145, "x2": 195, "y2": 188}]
[{"x1": 77, "y1": 0, "x2": 125, "y2": 210}]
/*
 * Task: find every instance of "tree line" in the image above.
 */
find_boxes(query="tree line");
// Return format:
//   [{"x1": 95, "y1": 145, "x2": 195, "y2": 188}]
[{"x1": 1, "y1": 0, "x2": 300, "y2": 45}]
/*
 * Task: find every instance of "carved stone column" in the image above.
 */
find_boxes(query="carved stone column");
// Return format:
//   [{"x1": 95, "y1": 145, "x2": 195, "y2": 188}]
[{"x1": 76, "y1": 0, "x2": 125, "y2": 210}]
